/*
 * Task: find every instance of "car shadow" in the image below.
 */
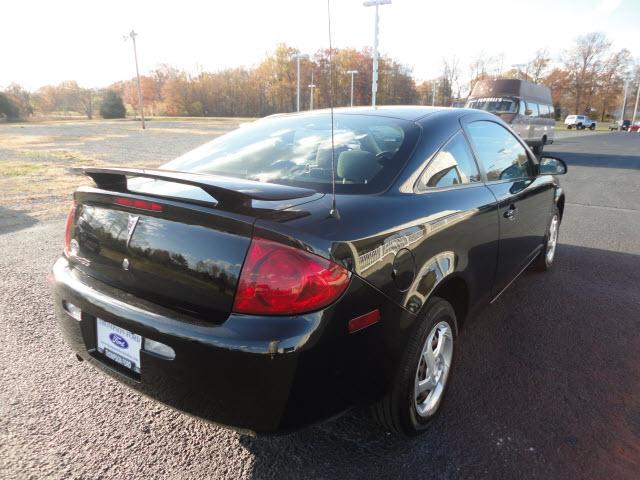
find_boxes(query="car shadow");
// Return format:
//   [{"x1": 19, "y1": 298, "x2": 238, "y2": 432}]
[
  {"x1": 238, "y1": 244, "x2": 640, "y2": 479},
  {"x1": 546, "y1": 134, "x2": 640, "y2": 170},
  {"x1": 0, "y1": 206, "x2": 38, "y2": 235}
]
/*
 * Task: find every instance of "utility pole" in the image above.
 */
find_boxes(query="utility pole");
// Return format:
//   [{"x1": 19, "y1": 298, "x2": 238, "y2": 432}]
[
  {"x1": 363, "y1": 0, "x2": 391, "y2": 108},
  {"x1": 308, "y1": 71, "x2": 316, "y2": 110},
  {"x1": 125, "y1": 30, "x2": 145, "y2": 129},
  {"x1": 632, "y1": 81, "x2": 640, "y2": 126},
  {"x1": 293, "y1": 53, "x2": 309, "y2": 112},
  {"x1": 347, "y1": 70, "x2": 359, "y2": 107},
  {"x1": 620, "y1": 78, "x2": 630, "y2": 125}
]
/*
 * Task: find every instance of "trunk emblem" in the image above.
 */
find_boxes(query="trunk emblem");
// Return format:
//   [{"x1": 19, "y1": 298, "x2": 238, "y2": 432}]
[{"x1": 126, "y1": 215, "x2": 140, "y2": 248}]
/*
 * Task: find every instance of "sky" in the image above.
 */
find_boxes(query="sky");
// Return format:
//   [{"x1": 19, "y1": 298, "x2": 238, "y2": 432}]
[{"x1": 2, "y1": 0, "x2": 639, "y2": 91}]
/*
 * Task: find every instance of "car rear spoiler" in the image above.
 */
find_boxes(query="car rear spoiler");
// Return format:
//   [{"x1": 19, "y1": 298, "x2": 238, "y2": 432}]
[{"x1": 78, "y1": 167, "x2": 316, "y2": 208}]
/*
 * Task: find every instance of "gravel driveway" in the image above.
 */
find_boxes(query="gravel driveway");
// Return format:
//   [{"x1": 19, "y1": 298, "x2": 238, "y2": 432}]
[{"x1": 1, "y1": 127, "x2": 639, "y2": 479}]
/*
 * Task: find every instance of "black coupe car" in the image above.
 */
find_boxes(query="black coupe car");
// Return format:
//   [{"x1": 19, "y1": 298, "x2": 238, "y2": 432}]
[{"x1": 51, "y1": 106, "x2": 567, "y2": 436}]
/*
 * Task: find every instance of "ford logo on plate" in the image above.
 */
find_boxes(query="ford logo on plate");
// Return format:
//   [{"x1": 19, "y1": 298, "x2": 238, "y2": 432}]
[{"x1": 109, "y1": 333, "x2": 128, "y2": 349}]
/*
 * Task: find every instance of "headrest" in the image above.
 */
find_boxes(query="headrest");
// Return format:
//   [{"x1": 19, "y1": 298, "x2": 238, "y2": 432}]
[
  {"x1": 337, "y1": 150, "x2": 380, "y2": 183},
  {"x1": 315, "y1": 148, "x2": 334, "y2": 169}
]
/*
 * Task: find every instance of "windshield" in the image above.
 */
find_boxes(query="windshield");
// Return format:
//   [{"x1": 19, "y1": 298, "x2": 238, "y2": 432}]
[
  {"x1": 466, "y1": 97, "x2": 518, "y2": 114},
  {"x1": 162, "y1": 113, "x2": 420, "y2": 194}
]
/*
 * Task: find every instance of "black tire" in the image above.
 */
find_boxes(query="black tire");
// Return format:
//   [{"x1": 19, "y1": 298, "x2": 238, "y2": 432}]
[
  {"x1": 577, "y1": 123, "x2": 583, "y2": 130},
  {"x1": 567, "y1": 125, "x2": 572, "y2": 130},
  {"x1": 371, "y1": 297, "x2": 457, "y2": 436},
  {"x1": 589, "y1": 124, "x2": 596, "y2": 130},
  {"x1": 532, "y1": 207, "x2": 560, "y2": 271}
]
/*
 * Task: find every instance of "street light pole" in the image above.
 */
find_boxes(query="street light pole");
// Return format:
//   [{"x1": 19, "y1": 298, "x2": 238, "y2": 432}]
[
  {"x1": 632, "y1": 81, "x2": 640, "y2": 126},
  {"x1": 432, "y1": 80, "x2": 437, "y2": 106},
  {"x1": 346, "y1": 70, "x2": 359, "y2": 107},
  {"x1": 308, "y1": 70, "x2": 316, "y2": 110},
  {"x1": 125, "y1": 30, "x2": 145, "y2": 129},
  {"x1": 293, "y1": 53, "x2": 309, "y2": 112},
  {"x1": 363, "y1": 0, "x2": 391, "y2": 108}
]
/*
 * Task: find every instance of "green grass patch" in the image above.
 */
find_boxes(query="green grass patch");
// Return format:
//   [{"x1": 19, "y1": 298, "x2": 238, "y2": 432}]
[{"x1": 554, "y1": 121, "x2": 609, "y2": 132}]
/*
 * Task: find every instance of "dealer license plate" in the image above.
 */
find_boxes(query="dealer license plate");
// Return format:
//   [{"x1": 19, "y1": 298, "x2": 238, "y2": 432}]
[{"x1": 96, "y1": 318, "x2": 142, "y2": 373}]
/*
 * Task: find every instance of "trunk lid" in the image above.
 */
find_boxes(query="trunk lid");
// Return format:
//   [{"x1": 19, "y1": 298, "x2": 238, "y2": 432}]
[{"x1": 68, "y1": 168, "x2": 322, "y2": 322}]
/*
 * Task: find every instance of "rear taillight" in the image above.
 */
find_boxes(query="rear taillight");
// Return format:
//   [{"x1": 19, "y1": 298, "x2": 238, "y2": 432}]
[
  {"x1": 232, "y1": 237, "x2": 351, "y2": 315},
  {"x1": 63, "y1": 202, "x2": 77, "y2": 257}
]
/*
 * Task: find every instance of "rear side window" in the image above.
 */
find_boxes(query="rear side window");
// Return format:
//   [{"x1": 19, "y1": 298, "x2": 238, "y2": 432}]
[
  {"x1": 466, "y1": 121, "x2": 532, "y2": 182},
  {"x1": 416, "y1": 131, "x2": 481, "y2": 191},
  {"x1": 527, "y1": 102, "x2": 539, "y2": 117}
]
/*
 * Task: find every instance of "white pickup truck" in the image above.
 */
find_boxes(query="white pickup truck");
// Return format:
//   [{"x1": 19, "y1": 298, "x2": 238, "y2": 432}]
[{"x1": 564, "y1": 115, "x2": 596, "y2": 130}]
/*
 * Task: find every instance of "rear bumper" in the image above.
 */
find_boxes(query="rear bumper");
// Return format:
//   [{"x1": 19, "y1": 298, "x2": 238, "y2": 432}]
[{"x1": 51, "y1": 257, "x2": 414, "y2": 434}]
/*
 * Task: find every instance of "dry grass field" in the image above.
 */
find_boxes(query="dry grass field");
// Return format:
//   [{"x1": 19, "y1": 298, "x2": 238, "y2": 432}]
[{"x1": 0, "y1": 118, "x2": 249, "y2": 231}]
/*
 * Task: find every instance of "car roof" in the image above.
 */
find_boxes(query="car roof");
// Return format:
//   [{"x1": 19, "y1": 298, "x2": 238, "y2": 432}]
[{"x1": 267, "y1": 105, "x2": 472, "y2": 122}]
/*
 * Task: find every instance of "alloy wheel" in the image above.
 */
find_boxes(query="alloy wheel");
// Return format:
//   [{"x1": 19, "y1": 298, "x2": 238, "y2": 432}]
[
  {"x1": 414, "y1": 321, "x2": 454, "y2": 418},
  {"x1": 546, "y1": 215, "x2": 559, "y2": 264}
]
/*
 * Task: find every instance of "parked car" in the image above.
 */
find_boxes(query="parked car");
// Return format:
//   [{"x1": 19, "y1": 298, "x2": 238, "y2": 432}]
[
  {"x1": 609, "y1": 119, "x2": 631, "y2": 131},
  {"x1": 565, "y1": 115, "x2": 596, "y2": 130},
  {"x1": 51, "y1": 106, "x2": 567, "y2": 436},
  {"x1": 628, "y1": 122, "x2": 640, "y2": 133},
  {"x1": 465, "y1": 78, "x2": 555, "y2": 154}
]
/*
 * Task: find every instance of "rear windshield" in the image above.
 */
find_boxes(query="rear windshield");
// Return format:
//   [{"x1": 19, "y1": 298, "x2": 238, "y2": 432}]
[
  {"x1": 162, "y1": 113, "x2": 420, "y2": 194},
  {"x1": 466, "y1": 97, "x2": 518, "y2": 114}
]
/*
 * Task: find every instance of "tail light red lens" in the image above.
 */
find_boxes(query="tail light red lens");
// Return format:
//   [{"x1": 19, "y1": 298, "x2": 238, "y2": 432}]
[
  {"x1": 114, "y1": 197, "x2": 163, "y2": 212},
  {"x1": 232, "y1": 237, "x2": 351, "y2": 315},
  {"x1": 63, "y1": 202, "x2": 77, "y2": 257}
]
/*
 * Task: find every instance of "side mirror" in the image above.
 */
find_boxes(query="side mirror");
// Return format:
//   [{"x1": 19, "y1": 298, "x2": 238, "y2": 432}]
[
  {"x1": 525, "y1": 109, "x2": 532, "y2": 116},
  {"x1": 538, "y1": 156, "x2": 567, "y2": 175}
]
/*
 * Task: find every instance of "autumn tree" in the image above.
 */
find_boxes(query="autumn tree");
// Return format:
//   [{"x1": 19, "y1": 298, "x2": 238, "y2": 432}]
[
  {"x1": 593, "y1": 48, "x2": 632, "y2": 121},
  {"x1": 562, "y1": 32, "x2": 612, "y2": 114},
  {"x1": 544, "y1": 68, "x2": 571, "y2": 119}
]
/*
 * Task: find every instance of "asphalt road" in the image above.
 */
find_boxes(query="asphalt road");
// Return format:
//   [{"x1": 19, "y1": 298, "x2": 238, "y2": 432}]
[{"x1": 1, "y1": 132, "x2": 639, "y2": 479}]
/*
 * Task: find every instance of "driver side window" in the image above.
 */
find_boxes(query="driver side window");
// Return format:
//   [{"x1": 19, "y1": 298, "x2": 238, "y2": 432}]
[{"x1": 466, "y1": 121, "x2": 531, "y2": 182}]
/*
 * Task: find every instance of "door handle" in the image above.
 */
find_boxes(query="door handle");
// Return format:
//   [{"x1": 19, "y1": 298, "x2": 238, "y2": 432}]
[{"x1": 504, "y1": 204, "x2": 518, "y2": 220}]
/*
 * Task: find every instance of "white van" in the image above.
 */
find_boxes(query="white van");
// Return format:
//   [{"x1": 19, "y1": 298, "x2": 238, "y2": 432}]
[{"x1": 466, "y1": 79, "x2": 555, "y2": 154}]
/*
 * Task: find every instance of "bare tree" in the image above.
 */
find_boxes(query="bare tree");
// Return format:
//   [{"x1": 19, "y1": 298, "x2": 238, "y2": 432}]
[
  {"x1": 78, "y1": 88, "x2": 94, "y2": 119},
  {"x1": 528, "y1": 49, "x2": 551, "y2": 83},
  {"x1": 489, "y1": 53, "x2": 505, "y2": 78},
  {"x1": 440, "y1": 56, "x2": 460, "y2": 105},
  {"x1": 469, "y1": 51, "x2": 489, "y2": 92}
]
